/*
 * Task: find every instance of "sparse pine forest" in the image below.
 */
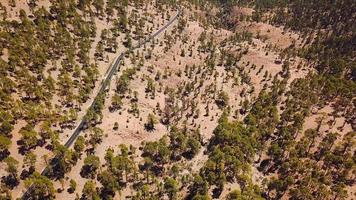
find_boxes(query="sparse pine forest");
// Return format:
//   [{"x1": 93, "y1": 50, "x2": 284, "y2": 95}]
[{"x1": 0, "y1": 0, "x2": 354, "y2": 200}]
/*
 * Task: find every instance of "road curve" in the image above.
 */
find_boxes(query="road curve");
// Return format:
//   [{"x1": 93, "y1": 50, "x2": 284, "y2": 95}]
[{"x1": 22, "y1": 8, "x2": 181, "y2": 199}]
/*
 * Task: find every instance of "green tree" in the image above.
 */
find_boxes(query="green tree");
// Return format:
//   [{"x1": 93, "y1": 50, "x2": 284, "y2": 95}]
[
  {"x1": 81, "y1": 155, "x2": 100, "y2": 178},
  {"x1": 142, "y1": 157, "x2": 153, "y2": 183},
  {"x1": 51, "y1": 142, "x2": 76, "y2": 177},
  {"x1": 0, "y1": 119, "x2": 14, "y2": 137},
  {"x1": 145, "y1": 113, "x2": 158, "y2": 131},
  {"x1": 0, "y1": 135, "x2": 11, "y2": 154},
  {"x1": 92, "y1": 0, "x2": 104, "y2": 15},
  {"x1": 186, "y1": 137, "x2": 201, "y2": 159},
  {"x1": 19, "y1": 125, "x2": 39, "y2": 150},
  {"x1": 39, "y1": 120, "x2": 53, "y2": 140},
  {"x1": 88, "y1": 127, "x2": 104, "y2": 148},
  {"x1": 23, "y1": 151, "x2": 37, "y2": 171},
  {"x1": 25, "y1": 172, "x2": 55, "y2": 200},
  {"x1": 82, "y1": 180, "x2": 99, "y2": 200},
  {"x1": 110, "y1": 146, "x2": 136, "y2": 183},
  {"x1": 74, "y1": 136, "x2": 85, "y2": 154},
  {"x1": 4, "y1": 156, "x2": 18, "y2": 177},
  {"x1": 107, "y1": 36, "x2": 118, "y2": 53},
  {"x1": 95, "y1": 42, "x2": 104, "y2": 60},
  {"x1": 331, "y1": 183, "x2": 348, "y2": 200},
  {"x1": 68, "y1": 179, "x2": 77, "y2": 193},
  {"x1": 2, "y1": 156, "x2": 19, "y2": 188},
  {"x1": 164, "y1": 177, "x2": 178, "y2": 200},
  {"x1": 145, "y1": 78, "x2": 155, "y2": 93},
  {"x1": 216, "y1": 91, "x2": 229, "y2": 108},
  {"x1": 188, "y1": 175, "x2": 209, "y2": 198},
  {"x1": 124, "y1": 32, "x2": 132, "y2": 48},
  {"x1": 98, "y1": 170, "x2": 119, "y2": 198},
  {"x1": 110, "y1": 93, "x2": 123, "y2": 112}
]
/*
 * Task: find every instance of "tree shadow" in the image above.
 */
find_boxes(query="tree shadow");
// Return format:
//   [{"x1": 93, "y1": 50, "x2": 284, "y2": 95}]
[
  {"x1": 20, "y1": 167, "x2": 35, "y2": 180},
  {"x1": 1, "y1": 175, "x2": 19, "y2": 189},
  {"x1": 17, "y1": 139, "x2": 43, "y2": 155},
  {"x1": 212, "y1": 186, "x2": 223, "y2": 199},
  {"x1": 80, "y1": 165, "x2": 96, "y2": 179},
  {"x1": 144, "y1": 123, "x2": 155, "y2": 132},
  {"x1": 0, "y1": 150, "x2": 10, "y2": 161}
]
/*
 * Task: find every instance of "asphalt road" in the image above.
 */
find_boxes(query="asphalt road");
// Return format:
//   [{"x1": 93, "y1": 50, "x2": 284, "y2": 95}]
[
  {"x1": 65, "y1": 8, "x2": 181, "y2": 148},
  {"x1": 22, "y1": 7, "x2": 181, "y2": 199}
]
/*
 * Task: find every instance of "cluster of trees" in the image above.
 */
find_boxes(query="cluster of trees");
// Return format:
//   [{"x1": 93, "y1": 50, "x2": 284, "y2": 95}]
[
  {"x1": 197, "y1": 0, "x2": 356, "y2": 199},
  {"x1": 115, "y1": 68, "x2": 137, "y2": 95},
  {"x1": 79, "y1": 142, "x2": 184, "y2": 200},
  {"x1": 254, "y1": 75, "x2": 355, "y2": 199},
  {"x1": 142, "y1": 126, "x2": 202, "y2": 175},
  {"x1": 246, "y1": 0, "x2": 355, "y2": 82},
  {"x1": 76, "y1": 145, "x2": 137, "y2": 199},
  {"x1": 251, "y1": 1, "x2": 356, "y2": 196},
  {"x1": 24, "y1": 172, "x2": 55, "y2": 200},
  {"x1": 168, "y1": 126, "x2": 202, "y2": 160},
  {"x1": 0, "y1": 110, "x2": 13, "y2": 159},
  {"x1": 193, "y1": 112, "x2": 262, "y2": 199}
]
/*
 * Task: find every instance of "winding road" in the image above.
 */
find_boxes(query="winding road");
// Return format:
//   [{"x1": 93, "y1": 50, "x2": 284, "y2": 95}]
[{"x1": 22, "y1": 8, "x2": 181, "y2": 199}]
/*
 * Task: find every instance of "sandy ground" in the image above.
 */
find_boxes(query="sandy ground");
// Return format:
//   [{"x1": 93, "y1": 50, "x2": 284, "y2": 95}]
[
  {"x1": 243, "y1": 22, "x2": 300, "y2": 49},
  {"x1": 301, "y1": 104, "x2": 353, "y2": 152}
]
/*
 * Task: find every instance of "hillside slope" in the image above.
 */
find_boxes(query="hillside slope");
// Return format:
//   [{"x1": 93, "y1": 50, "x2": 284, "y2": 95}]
[{"x1": 0, "y1": 0, "x2": 354, "y2": 200}]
